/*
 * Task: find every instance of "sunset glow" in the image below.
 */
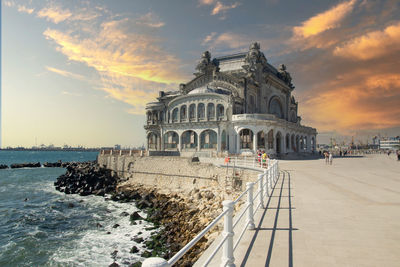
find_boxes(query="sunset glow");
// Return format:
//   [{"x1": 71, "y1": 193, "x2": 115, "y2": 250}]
[{"x1": 2, "y1": 0, "x2": 400, "y2": 147}]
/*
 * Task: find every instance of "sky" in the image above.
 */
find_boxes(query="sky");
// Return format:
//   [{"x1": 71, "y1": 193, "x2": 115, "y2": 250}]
[{"x1": 1, "y1": 0, "x2": 400, "y2": 148}]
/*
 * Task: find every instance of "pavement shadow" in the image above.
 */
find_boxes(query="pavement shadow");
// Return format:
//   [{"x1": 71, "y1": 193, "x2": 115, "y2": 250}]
[{"x1": 239, "y1": 170, "x2": 295, "y2": 267}]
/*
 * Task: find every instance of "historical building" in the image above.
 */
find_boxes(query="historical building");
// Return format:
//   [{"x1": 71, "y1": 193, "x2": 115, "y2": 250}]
[{"x1": 144, "y1": 43, "x2": 317, "y2": 157}]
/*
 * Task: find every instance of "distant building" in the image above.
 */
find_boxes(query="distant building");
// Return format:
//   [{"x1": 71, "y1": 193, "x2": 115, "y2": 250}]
[
  {"x1": 114, "y1": 144, "x2": 121, "y2": 150},
  {"x1": 144, "y1": 43, "x2": 317, "y2": 157},
  {"x1": 379, "y1": 137, "x2": 400, "y2": 150}
]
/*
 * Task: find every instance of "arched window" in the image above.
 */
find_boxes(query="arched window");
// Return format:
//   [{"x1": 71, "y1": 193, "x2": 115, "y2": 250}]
[
  {"x1": 148, "y1": 132, "x2": 158, "y2": 150},
  {"x1": 200, "y1": 130, "x2": 217, "y2": 149},
  {"x1": 147, "y1": 112, "x2": 151, "y2": 124},
  {"x1": 160, "y1": 111, "x2": 164, "y2": 122},
  {"x1": 172, "y1": 108, "x2": 178, "y2": 122},
  {"x1": 269, "y1": 97, "x2": 283, "y2": 119},
  {"x1": 163, "y1": 131, "x2": 179, "y2": 149},
  {"x1": 239, "y1": 129, "x2": 253, "y2": 149},
  {"x1": 198, "y1": 103, "x2": 205, "y2": 120},
  {"x1": 207, "y1": 103, "x2": 215, "y2": 120},
  {"x1": 189, "y1": 104, "x2": 196, "y2": 121},
  {"x1": 257, "y1": 131, "x2": 265, "y2": 149},
  {"x1": 180, "y1": 105, "x2": 187, "y2": 122},
  {"x1": 181, "y1": 130, "x2": 197, "y2": 149},
  {"x1": 217, "y1": 104, "x2": 224, "y2": 120}
]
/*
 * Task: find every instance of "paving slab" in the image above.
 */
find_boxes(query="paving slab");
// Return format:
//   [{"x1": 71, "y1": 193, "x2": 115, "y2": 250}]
[{"x1": 198, "y1": 154, "x2": 400, "y2": 266}]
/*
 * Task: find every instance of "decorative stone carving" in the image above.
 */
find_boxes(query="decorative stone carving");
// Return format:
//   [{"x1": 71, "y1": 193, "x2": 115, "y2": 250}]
[
  {"x1": 277, "y1": 64, "x2": 294, "y2": 89},
  {"x1": 195, "y1": 51, "x2": 219, "y2": 76},
  {"x1": 242, "y1": 42, "x2": 267, "y2": 82}
]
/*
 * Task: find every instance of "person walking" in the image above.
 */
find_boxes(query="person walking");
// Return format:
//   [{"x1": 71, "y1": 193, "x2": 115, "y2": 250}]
[
  {"x1": 329, "y1": 152, "x2": 333, "y2": 165},
  {"x1": 324, "y1": 151, "x2": 329, "y2": 164}
]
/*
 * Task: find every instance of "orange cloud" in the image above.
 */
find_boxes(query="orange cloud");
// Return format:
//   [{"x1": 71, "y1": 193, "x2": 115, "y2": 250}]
[
  {"x1": 333, "y1": 21, "x2": 400, "y2": 60},
  {"x1": 43, "y1": 18, "x2": 188, "y2": 114},
  {"x1": 300, "y1": 72, "x2": 400, "y2": 133},
  {"x1": 293, "y1": 0, "x2": 356, "y2": 39}
]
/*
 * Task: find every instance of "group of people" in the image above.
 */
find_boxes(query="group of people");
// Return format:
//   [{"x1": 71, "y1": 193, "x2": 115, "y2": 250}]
[
  {"x1": 257, "y1": 150, "x2": 269, "y2": 168},
  {"x1": 323, "y1": 151, "x2": 333, "y2": 165}
]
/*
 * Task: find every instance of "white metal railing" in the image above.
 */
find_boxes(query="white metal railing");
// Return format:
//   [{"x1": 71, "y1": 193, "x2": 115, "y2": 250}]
[{"x1": 142, "y1": 159, "x2": 279, "y2": 267}]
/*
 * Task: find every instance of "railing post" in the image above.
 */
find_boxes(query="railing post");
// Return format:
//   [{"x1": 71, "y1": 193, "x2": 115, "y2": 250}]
[
  {"x1": 110, "y1": 150, "x2": 113, "y2": 156},
  {"x1": 142, "y1": 257, "x2": 169, "y2": 267},
  {"x1": 246, "y1": 182, "x2": 255, "y2": 230},
  {"x1": 222, "y1": 200, "x2": 235, "y2": 267},
  {"x1": 264, "y1": 169, "x2": 269, "y2": 197},
  {"x1": 129, "y1": 149, "x2": 132, "y2": 156},
  {"x1": 119, "y1": 150, "x2": 122, "y2": 156},
  {"x1": 258, "y1": 174, "x2": 264, "y2": 208}
]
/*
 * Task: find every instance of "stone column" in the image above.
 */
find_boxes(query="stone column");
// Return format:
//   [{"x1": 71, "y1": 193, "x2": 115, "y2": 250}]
[
  {"x1": 160, "y1": 128, "x2": 164, "y2": 151},
  {"x1": 217, "y1": 127, "x2": 221, "y2": 153},
  {"x1": 253, "y1": 131, "x2": 258, "y2": 152},
  {"x1": 197, "y1": 131, "x2": 201, "y2": 151},
  {"x1": 236, "y1": 132, "x2": 241, "y2": 154},
  {"x1": 178, "y1": 133, "x2": 182, "y2": 151}
]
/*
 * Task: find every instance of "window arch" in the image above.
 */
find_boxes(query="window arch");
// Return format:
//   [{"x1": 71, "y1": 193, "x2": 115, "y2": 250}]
[
  {"x1": 217, "y1": 104, "x2": 224, "y2": 120},
  {"x1": 198, "y1": 103, "x2": 205, "y2": 120},
  {"x1": 180, "y1": 105, "x2": 187, "y2": 122},
  {"x1": 200, "y1": 129, "x2": 217, "y2": 149},
  {"x1": 147, "y1": 132, "x2": 158, "y2": 150},
  {"x1": 239, "y1": 129, "x2": 253, "y2": 149},
  {"x1": 207, "y1": 103, "x2": 215, "y2": 120},
  {"x1": 172, "y1": 108, "x2": 178, "y2": 122},
  {"x1": 189, "y1": 104, "x2": 196, "y2": 121},
  {"x1": 163, "y1": 131, "x2": 179, "y2": 149},
  {"x1": 286, "y1": 133, "x2": 290, "y2": 149},
  {"x1": 269, "y1": 97, "x2": 283, "y2": 119},
  {"x1": 181, "y1": 130, "x2": 197, "y2": 149}
]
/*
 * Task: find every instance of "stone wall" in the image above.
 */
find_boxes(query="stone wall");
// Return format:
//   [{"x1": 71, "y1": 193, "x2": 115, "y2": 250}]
[{"x1": 97, "y1": 154, "x2": 261, "y2": 194}]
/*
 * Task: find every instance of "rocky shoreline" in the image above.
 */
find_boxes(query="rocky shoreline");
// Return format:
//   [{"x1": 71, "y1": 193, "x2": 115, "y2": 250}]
[{"x1": 54, "y1": 161, "x2": 234, "y2": 266}]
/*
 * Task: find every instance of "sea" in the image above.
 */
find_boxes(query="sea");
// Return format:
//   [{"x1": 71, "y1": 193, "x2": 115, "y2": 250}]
[{"x1": 0, "y1": 150, "x2": 155, "y2": 267}]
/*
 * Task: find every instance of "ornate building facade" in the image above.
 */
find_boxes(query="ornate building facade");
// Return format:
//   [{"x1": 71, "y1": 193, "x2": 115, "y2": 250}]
[{"x1": 144, "y1": 43, "x2": 317, "y2": 157}]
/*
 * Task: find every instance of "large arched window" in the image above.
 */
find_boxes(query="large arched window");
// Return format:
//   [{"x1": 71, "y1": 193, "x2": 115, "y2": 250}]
[
  {"x1": 180, "y1": 105, "x2": 187, "y2": 122},
  {"x1": 148, "y1": 132, "x2": 158, "y2": 150},
  {"x1": 163, "y1": 131, "x2": 179, "y2": 149},
  {"x1": 189, "y1": 104, "x2": 196, "y2": 121},
  {"x1": 207, "y1": 103, "x2": 215, "y2": 120},
  {"x1": 239, "y1": 129, "x2": 253, "y2": 149},
  {"x1": 217, "y1": 104, "x2": 224, "y2": 120},
  {"x1": 198, "y1": 103, "x2": 205, "y2": 120},
  {"x1": 200, "y1": 130, "x2": 217, "y2": 149},
  {"x1": 269, "y1": 97, "x2": 283, "y2": 119},
  {"x1": 257, "y1": 131, "x2": 265, "y2": 149},
  {"x1": 147, "y1": 111, "x2": 151, "y2": 124},
  {"x1": 181, "y1": 130, "x2": 197, "y2": 149},
  {"x1": 172, "y1": 108, "x2": 178, "y2": 122}
]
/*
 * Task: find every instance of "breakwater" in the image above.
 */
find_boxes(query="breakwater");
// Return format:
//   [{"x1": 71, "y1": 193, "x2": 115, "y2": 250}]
[{"x1": 54, "y1": 160, "x2": 237, "y2": 266}]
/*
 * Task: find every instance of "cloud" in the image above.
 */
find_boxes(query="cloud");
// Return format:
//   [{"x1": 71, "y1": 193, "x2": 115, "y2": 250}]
[
  {"x1": 299, "y1": 69, "x2": 400, "y2": 134},
  {"x1": 43, "y1": 18, "x2": 188, "y2": 114},
  {"x1": 17, "y1": 5, "x2": 34, "y2": 14},
  {"x1": 3, "y1": 1, "x2": 14, "y2": 7},
  {"x1": 201, "y1": 32, "x2": 249, "y2": 50},
  {"x1": 62, "y1": 91, "x2": 82, "y2": 97},
  {"x1": 198, "y1": 0, "x2": 240, "y2": 19},
  {"x1": 293, "y1": 0, "x2": 357, "y2": 39},
  {"x1": 46, "y1": 66, "x2": 86, "y2": 81},
  {"x1": 211, "y1": 1, "x2": 240, "y2": 16},
  {"x1": 135, "y1": 12, "x2": 165, "y2": 28},
  {"x1": 37, "y1": 6, "x2": 72, "y2": 23},
  {"x1": 198, "y1": 0, "x2": 215, "y2": 5},
  {"x1": 333, "y1": 21, "x2": 400, "y2": 60}
]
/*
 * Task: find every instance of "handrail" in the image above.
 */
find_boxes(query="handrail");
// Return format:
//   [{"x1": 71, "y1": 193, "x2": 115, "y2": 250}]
[
  {"x1": 167, "y1": 209, "x2": 229, "y2": 266},
  {"x1": 142, "y1": 159, "x2": 279, "y2": 267}
]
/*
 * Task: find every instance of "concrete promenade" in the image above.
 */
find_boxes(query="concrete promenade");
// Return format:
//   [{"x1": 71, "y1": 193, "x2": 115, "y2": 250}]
[{"x1": 232, "y1": 154, "x2": 400, "y2": 266}]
